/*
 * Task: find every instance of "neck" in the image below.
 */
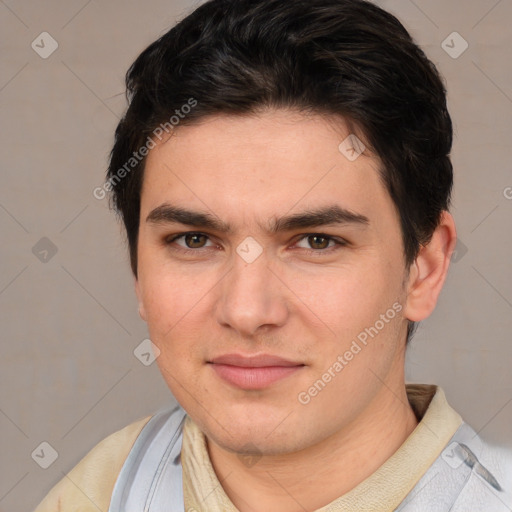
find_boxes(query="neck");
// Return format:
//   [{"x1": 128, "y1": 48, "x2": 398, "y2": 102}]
[{"x1": 207, "y1": 380, "x2": 419, "y2": 512}]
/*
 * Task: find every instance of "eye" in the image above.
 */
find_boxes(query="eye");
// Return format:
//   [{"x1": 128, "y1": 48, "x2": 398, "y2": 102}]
[
  {"x1": 166, "y1": 232, "x2": 214, "y2": 250},
  {"x1": 294, "y1": 234, "x2": 345, "y2": 251}
]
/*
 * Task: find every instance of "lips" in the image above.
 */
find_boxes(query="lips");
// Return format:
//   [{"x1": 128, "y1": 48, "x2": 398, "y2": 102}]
[
  {"x1": 208, "y1": 353, "x2": 304, "y2": 390},
  {"x1": 209, "y1": 353, "x2": 302, "y2": 367}
]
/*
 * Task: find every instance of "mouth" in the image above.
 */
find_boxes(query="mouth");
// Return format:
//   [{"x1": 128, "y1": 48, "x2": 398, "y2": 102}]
[{"x1": 207, "y1": 353, "x2": 305, "y2": 390}]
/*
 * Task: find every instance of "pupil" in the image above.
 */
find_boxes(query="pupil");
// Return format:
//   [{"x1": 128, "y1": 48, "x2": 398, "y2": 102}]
[
  {"x1": 310, "y1": 235, "x2": 328, "y2": 249},
  {"x1": 187, "y1": 234, "x2": 205, "y2": 248}
]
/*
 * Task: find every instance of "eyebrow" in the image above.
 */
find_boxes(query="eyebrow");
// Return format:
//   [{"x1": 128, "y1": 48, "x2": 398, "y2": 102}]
[{"x1": 145, "y1": 203, "x2": 369, "y2": 233}]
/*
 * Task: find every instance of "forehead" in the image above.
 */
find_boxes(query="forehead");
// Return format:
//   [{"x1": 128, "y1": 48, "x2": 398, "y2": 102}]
[{"x1": 140, "y1": 109, "x2": 394, "y2": 231}]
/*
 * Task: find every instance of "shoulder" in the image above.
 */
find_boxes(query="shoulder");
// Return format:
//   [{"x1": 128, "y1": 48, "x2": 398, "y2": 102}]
[
  {"x1": 472, "y1": 436, "x2": 512, "y2": 495},
  {"x1": 397, "y1": 421, "x2": 512, "y2": 512},
  {"x1": 451, "y1": 435, "x2": 512, "y2": 511},
  {"x1": 34, "y1": 415, "x2": 152, "y2": 512},
  {"x1": 443, "y1": 424, "x2": 512, "y2": 510}
]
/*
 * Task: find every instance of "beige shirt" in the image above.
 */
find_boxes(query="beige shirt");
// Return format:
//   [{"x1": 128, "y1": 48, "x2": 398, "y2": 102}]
[
  {"x1": 182, "y1": 384, "x2": 462, "y2": 511},
  {"x1": 35, "y1": 384, "x2": 462, "y2": 512}
]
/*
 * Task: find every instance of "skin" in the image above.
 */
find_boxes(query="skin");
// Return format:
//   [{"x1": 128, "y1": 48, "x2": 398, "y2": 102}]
[{"x1": 135, "y1": 108, "x2": 457, "y2": 512}]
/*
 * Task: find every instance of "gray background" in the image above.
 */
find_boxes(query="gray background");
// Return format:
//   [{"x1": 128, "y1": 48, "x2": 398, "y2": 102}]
[{"x1": 1, "y1": 0, "x2": 511, "y2": 510}]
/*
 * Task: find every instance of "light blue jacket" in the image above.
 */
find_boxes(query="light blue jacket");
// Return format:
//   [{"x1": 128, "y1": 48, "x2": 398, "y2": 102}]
[{"x1": 108, "y1": 405, "x2": 512, "y2": 512}]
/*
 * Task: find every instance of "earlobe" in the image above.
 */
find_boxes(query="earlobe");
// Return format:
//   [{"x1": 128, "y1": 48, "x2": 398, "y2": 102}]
[
  {"x1": 134, "y1": 277, "x2": 147, "y2": 322},
  {"x1": 403, "y1": 211, "x2": 457, "y2": 322}
]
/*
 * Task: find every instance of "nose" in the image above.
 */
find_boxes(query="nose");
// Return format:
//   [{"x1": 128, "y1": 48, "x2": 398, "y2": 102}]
[{"x1": 215, "y1": 250, "x2": 289, "y2": 337}]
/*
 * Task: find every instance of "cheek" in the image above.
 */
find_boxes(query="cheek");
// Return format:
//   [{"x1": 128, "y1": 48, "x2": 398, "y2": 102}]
[
  {"x1": 142, "y1": 273, "x2": 208, "y2": 394},
  {"x1": 142, "y1": 280, "x2": 178, "y2": 335},
  {"x1": 140, "y1": 265, "x2": 213, "y2": 334},
  {"x1": 291, "y1": 261, "x2": 402, "y2": 343},
  {"x1": 297, "y1": 272, "x2": 405, "y2": 413}
]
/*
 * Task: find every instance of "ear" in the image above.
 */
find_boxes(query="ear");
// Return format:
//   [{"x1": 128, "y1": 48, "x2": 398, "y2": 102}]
[
  {"x1": 134, "y1": 276, "x2": 147, "y2": 321},
  {"x1": 403, "y1": 211, "x2": 457, "y2": 322}
]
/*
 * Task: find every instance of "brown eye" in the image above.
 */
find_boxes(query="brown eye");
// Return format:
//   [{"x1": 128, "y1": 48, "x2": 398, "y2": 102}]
[
  {"x1": 184, "y1": 233, "x2": 208, "y2": 248},
  {"x1": 307, "y1": 235, "x2": 330, "y2": 250},
  {"x1": 294, "y1": 233, "x2": 345, "y2": 252},
  {"x1": 166, "y1": 232, "x2": 214, "y2": 250}
]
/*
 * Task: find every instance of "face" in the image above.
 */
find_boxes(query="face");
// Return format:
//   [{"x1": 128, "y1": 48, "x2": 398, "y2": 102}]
[{"x1": 135, "y1": 109, "x2": 411, "y2": 456}]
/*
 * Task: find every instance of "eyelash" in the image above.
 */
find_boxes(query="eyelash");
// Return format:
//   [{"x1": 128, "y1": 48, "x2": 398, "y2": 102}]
[{"x1": 164, "y1": 232, "x2": 347, "y2": 255}]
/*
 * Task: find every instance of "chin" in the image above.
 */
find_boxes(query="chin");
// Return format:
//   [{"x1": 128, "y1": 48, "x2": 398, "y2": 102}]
[
  {"x1": 201, "y1": 411, "x2": 309, "y2": 456},
  {"x1": 211, "y1": 429, "x2": 303, "y2": 457}
]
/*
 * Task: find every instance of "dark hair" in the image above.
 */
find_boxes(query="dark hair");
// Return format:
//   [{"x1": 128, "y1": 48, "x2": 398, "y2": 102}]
[{"x1": 107, "y1": 0, "x2": 453, "y2": 344}]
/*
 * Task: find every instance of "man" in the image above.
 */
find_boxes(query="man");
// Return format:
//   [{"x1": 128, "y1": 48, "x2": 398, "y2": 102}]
[{"x1": 36, "y1": 0, "x2": 512, "y2": 510}]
